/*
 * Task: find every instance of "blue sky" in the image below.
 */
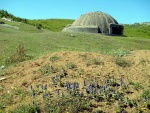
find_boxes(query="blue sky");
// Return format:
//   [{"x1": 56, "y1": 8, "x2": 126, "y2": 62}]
[{"x1": 0, "y1": 0, "x2": 150, "y2": 24}]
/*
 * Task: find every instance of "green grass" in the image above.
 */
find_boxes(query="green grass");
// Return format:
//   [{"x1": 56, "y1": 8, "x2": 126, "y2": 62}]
[
  {"x1": 124, "y1": 23, "x2": 150, "y2": 38},
  {"x1": 0, "y1": 19, "x2": 150, "y2": 66},
  {"x1": 28, "y1": 19, "x2": 74, "y2": 32}
]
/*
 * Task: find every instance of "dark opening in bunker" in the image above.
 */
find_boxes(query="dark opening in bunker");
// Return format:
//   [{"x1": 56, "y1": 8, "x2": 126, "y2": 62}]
[
  {"x1": 98, "y1": 27, "x2": 102, "y2": 33},
  {"x1": 112, "y1": 27, "x2": 122, "y2": 35},
  {"x1": 111, "y1": 24, "x2": 123, "y2": 35}
]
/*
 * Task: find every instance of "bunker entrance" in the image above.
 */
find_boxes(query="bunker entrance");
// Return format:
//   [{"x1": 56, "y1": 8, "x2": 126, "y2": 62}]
[
  {"x1": 110, "y1": 24, "x2": 123, "y2": 35},
  {"x1": 112, "y1": 27, "x2": 123, "y2": 35},
  {"x1": 98, "y1": 27, "x2": 102, "y2": 33}
]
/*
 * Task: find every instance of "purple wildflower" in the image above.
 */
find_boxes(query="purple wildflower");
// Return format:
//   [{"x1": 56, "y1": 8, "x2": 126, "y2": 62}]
[
  {"x1": 83, "y1": 80, "x2": 86, "y2": 86},
  {"x1": 80, "y1": 92, "x2": 84, "y2": 97},
  {"x1": 92, "y1": 88, "x2": 96, "y2": 95},
  {"x1": 66, "y1": 82, "x2": 70, "y2": 90},
  {"x1": 30, "y1": 85, "x2": 33, "y2": 90},
  {"x1": 32, "y1": 92, "x2": 35, "y2": 98},
  {"x1": 52, "y1": 77, "x2": 55, "y2": 85},
  {"x1": 96, "y1": 81, "x2": 99, "y2": 89},
  {"x1": 43, "y1": 84, "x2": 47, "y2": 92},
  {"x1": 32, "y1": 100, "x2": 35, "y2": 105},
  {"x1": 87, "y1": 95, "x2": 90, "y2": 101},
  {"x1": 103, "y1": 86, "x2": 106, "y2": 91},
  {"x1": 56, "y1": 89, "x2": 60, "y2": 95},
  {"x1": 86, "y1": 87, "x2": 90, "y2": 94},
  {"x1": 143, "y1": 97, "x2": 147, "y2": 102}
]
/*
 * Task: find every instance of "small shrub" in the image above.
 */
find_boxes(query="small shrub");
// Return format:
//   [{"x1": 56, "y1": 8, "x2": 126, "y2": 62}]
[
  {"x1": 5, "y1": 43, "x2": 32, "y2": 65},
  {"x1": 77, "y1": 69, "x2": 84, "y2": 75},
  {"x1": 110, "y1": 48, "x2": 131, "y2": 57},
  {"x1": 8, "y1": 104, "x2": 41, "y2": 113},
  {"x1": 142, "y1": 88, "x2": 150, "y2": 99},
  {"x1": 86, "y1": 58, "x2": 103, "y2": 66},
  {"x1": 43, "y1": 96, "x2": 91, "y2": 113},
  {"x1": 115, "y1": 57, "x2": 131, "y2": 67},
  {"x1": 86, "y1": 60, "x2": 91, "y2": 67},
  {"x1": 39, "y1": 64, "x2": 58, "y2": 75},
  {"x1": 132, "y1": 83, "x2": 143, "y2": 90},
  {"x1": 50, "y1": 56, "x2": 59, "y2": 62},
  {"x1": 93, "y1": 58, "x2": 102, "y2": 65},
  {"x1": 0, "y1": 21, "x2": 5, "y2": 24},
  {"x1": 79, "y1": 54, "x2": 87, "y2": 60},
  {"x1": 66, "y1": 62, "x2": 77, "y2": 69},
  {"x1": 0, "y1": 103, "x2": 5, "y2": 110},
  {"x1": 37, "y1": 24, "x2": 42, "y2": 29}
]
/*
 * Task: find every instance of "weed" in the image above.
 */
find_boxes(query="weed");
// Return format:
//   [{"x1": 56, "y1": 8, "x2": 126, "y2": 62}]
[
  {"x1": 115, "y1": 57, "x2": 131, "y2": 67},
  {"x1": 138, "y1": 58, "x2": 149, "y2": 66},
  {"x1": 8, "y1": 104, "x2": 41, "y2": 113},
  {"x1": 86, "y1": 60, "x2": 91, "y2": 67},
  {"x1": 39, "y1": 64, "x2": 58, "y2": 75},
  {"x1": 79, "y1": 54, "x2": 87, "y2": 60},
  {"x1": 93, "y1": 58, "x2": 103, "y2": 65},
  {"x1": 77, "y1": 69, "x2": 84, "y2": 75},
  {"x1": 0, "y1": 103, "x2": 5, "y2": 110},
  {"x1": 142, "y1": 88, "x2": 150, "y2": 99},
  {"x1": 110, "y1": 48, "x2": 131, "y2": 57},
  {"x1": 3, "y1": 93, "x2": 13, "y2": 105},
  {"x1": 50, "y1": 56, "x2": 59, "y2": 62},
  {"x1": 66, "y1": 62, "x2": 77, "y2": 69},
  {"x1": 5, "y1": 43, "x2": 32, "y2": 65},
  {"x1": 133, "y1": 83, "x2": 143, "y2": 90}
]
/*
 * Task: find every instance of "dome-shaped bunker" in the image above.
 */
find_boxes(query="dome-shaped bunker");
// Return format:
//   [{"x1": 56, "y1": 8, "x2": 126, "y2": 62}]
[{"x1": 62, "y1": 11, "x2": 124, "y2": 35}]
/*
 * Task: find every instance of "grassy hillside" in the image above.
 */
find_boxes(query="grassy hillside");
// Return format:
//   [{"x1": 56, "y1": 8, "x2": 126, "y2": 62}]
[
  {"x1": 124, "y1": 23, "x2": 150, "y2": 38},
  {"x1": 1, "y1": 10, "x2": 150, "y2": 38},
  {"x1": 0, "y1": 10, "x2": 150, "y2": 113},
  {"x1": 0, "y1": 19, "x2": 150, "y2": 66},
  {"x1": 28, "y1": 19, "x2": 74, "y2": 32}
]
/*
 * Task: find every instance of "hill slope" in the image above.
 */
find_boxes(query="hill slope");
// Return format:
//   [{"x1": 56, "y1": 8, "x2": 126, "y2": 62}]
[
  {"x1": 0, "y1": 19, "x2": 150, "y2": 66},
  {"x1": 0, "y1": 50, "x2": 150, "y2": 112},
  {"x1": 1, "y1": 10, "x2": 150, "y2": 38}
]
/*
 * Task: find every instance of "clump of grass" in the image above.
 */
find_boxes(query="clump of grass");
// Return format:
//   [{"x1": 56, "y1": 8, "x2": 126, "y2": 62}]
[
  {"x1": 86, "y1": 58, "x2": 103, "y2": 67},
  {"x1": 77, "y1": 69, "x2": 84, "y2": 75},
  {"x1": 8, "y1": 104, "x2": 41, "y2": 113},
  {"x1": 93, "y1": 58, "x2": 103, "y2": 65},
  {"x1": 43, "y1": 96, "x2": 91, "y2": 113},
  {"x1": 50, "y1": 56, "x2": 59, "y2": 62},
  {"x1": 39, "y1": 64, "x2": 58, "y2": 75},
  {"x1": 66, "y1": 62, "x2": 77, "y2": 69},
  {"x1": 110, "y1": 47, "x2": 131, "y2": 57},
  {"x1": 115, "y1": 57, "x2": 131, "y2": 67},
  {"x1": 86, "y1": 60, "x2": 91, "y2": 67},
  {"x1": 78, "y1": 54, "x2": 87, "y2": 60},
  {"x1": 142, "y1": 88, "x2": 150, "y2": 99},
  {"x1": 132, "y1": 83, "x2": 143, "y2": 90},
  {"x1": 5, "y1": 43, "x2": 32, "y2": 65}
]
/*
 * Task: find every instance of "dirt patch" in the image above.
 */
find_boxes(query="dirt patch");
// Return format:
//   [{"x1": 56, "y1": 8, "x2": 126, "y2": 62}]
[{"x1": 0, "y1": 50, "x2": 150, "y2": 112}]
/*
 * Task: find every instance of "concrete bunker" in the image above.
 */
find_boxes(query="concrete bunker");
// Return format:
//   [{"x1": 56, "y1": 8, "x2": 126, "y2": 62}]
[{"x1": 62, "y1": 11, "x2": 124, "y2": 35}]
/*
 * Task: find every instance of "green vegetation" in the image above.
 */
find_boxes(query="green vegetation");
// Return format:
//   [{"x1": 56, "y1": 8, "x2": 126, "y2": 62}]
[
  {"x1": 66, "y1": 62, "x2": 77, "y2": 69},
  {"x1": 1, "y1": 68, "x2": 150, "y2": 112},
  {"x1": 0, "y1": 10, "x2": 28, "y2": 23},
  {"x1": 4, "y1": 43, "x2": 32, "y2": 66},
  {"x1": 0, "y1": 10, "x2": 150, "y2": 112},
  {"x1": 124, "y1": 23, "x2": 150, "y2": 38},
  {"x1": 28, "y1": 19, "x2": 74, "y2": 32},
  {"x1": 132, "y1": 82, "x2": 143, "y2": 90},
  {"x1": 142, "y1": 88, "x2": 150, "y2": 99},
  {"x1": 39, "y1": 64, "x2": 57, "y2": 75},
  {"x1": 50, "y1": 56, "x2": 60, "y2": 62},
  {"x1": 8, "y1": 104, "x2": 41, "y2": 113},
  {"x1": 115, "y1": 57, "x2": 131, "y2": 67},
  {"x1": 0, "y1": 10, "x2": 74, "y2": 32}
]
